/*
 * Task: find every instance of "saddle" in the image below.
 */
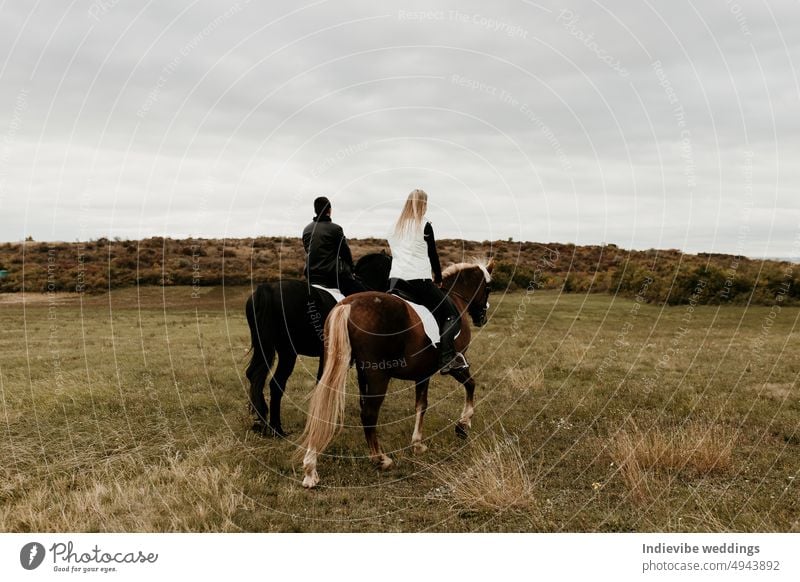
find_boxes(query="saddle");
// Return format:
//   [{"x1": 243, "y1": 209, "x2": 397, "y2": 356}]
[
  {"x1": 310, "y1": 282, "x2": 458, "y2": 346},
  {"x1": 385, "y1": 285, "x2": 416, "y2": 304},
  {"x1": 387, "y1": 288, "x2": 461, "y2": 345}
]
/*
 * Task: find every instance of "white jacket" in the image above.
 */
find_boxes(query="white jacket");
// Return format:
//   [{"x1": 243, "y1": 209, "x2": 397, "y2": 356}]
[{"x1": 388, "y1": 220, "x2": 434, "y2": 281}]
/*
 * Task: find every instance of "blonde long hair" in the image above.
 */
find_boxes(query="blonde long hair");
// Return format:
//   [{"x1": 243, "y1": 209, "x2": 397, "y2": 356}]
[{"x1": 393, "y1": 189, "x2": 428, "y2": 236}]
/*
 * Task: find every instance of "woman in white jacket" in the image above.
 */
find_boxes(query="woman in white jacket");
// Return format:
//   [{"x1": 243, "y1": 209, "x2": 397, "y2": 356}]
[{"x1": 387, "y1": 189, "x2": 467, "y2": 374}]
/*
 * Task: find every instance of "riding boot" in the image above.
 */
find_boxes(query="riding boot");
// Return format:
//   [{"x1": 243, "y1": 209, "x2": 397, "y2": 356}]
[{"x1": 438, "y1": 316, "x2": 468, "y2": 374}]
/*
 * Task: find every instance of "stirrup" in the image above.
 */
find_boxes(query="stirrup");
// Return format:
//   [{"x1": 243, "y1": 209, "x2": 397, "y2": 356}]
[{"x1": 440, "y1": 352, "x2": 469, "y2": 375}]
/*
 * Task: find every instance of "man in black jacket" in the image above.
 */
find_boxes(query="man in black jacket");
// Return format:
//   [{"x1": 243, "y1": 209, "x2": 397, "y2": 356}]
[{"x1": 302, "y1": 196, "x2": 366, "y2": 296}]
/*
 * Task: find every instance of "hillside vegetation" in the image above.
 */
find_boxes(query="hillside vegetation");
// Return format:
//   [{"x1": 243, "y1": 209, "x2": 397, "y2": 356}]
[{"x1": 0, "y1": 237, "x2": 796, "y2": 305}]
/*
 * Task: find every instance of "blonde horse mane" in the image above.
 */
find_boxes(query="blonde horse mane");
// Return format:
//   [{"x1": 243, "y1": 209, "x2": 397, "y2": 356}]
[{"x1": 442, "y1": 257, "x2": 494, "y2": 283}]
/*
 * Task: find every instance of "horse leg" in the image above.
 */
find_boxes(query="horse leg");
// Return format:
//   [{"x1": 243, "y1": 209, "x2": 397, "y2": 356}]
[
  {"x1": 359, "y1": 370, "x2": 392, "y2": 470},
  {"x1": 316, "y1": 355, "x2": 325, "y2": 382},
  {"x1": 268, "y1": 352, "x2": 296, "y2": 437},
  {"x1": 411, "y1": 379, "x2": 430, "y2": 454},
  {"x1": 246, "y1": 351, "x2": 271, "y2": 433},
  {"x1": 450, "y1": 368, "x2": 475, "y2": 439}
]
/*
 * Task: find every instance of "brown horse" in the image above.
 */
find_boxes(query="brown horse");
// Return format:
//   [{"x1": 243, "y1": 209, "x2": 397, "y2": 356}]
[{"x1": 298, "y1": 259, "x2": 493, "y2": 488}]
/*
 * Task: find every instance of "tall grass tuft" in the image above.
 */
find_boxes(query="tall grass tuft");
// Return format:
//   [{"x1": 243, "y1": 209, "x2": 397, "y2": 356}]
[
  {"x1": 609, "y1": 421, "x2": 736, "y2": 503},
  {"x1": 507, "y1": 365, "x2": 544, "y2": 393},
  {"x1": 426, "y1": 432, "x2": 538, "y2": 512}
]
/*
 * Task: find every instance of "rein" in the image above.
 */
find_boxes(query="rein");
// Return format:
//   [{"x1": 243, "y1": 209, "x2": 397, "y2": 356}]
[
  {"x1": 445, "y1": 286, "x2": 485, "y2": 317},
  {"x1": 447, "y1": 288, "x2": 473, "y2": 306}
]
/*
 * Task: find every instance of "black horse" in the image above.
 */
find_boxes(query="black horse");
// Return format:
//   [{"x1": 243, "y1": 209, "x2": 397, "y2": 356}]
[{"x1": 245, "y1": 253, "x2": 391, "y2": 436}]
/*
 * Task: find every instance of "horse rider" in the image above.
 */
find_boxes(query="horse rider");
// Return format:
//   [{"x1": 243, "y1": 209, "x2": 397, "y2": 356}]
[
  {"x1": 302, "y1": 196, "x2": 366, "y2": 296},
  {"x1": 387, "y1": 189, "x2": 468, "y2": 374}
]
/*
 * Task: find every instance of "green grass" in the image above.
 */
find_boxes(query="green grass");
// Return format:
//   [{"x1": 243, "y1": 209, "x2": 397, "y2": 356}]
[{"x1": 0, "y1": 286, "x2": 798, "y2": 532}]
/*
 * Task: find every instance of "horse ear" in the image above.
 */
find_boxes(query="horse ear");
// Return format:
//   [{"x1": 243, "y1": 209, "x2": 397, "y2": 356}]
[{"x1": 486, "y1": 258, "x2": 495, "y2": 273}]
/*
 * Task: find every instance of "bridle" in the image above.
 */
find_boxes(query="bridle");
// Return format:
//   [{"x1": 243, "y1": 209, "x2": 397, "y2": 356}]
[{"x1": 446, "y1": 285, "x2": 490, "y2": 324}]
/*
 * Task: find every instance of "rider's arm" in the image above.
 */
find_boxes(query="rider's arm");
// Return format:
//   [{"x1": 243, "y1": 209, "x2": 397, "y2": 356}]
[
  {"x1": 337, "y1": 226, "x2": 355, "y2": 272},
  {"x1": 424, "y1": 222, "x2": 442, "y2": 285}
]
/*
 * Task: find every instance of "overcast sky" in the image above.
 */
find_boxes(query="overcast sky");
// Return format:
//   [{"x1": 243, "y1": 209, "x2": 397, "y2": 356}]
[{"x1": 1, "y1": 0, "x2": 798, "y2": 257}]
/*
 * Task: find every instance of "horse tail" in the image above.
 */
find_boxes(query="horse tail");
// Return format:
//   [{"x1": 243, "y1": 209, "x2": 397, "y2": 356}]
[
  {"x1": 298, "y1": 303, "x2": 352, "y2": 465},
  {"x1": 245, "y1": 284, "x2": 276, "y2": 422}
]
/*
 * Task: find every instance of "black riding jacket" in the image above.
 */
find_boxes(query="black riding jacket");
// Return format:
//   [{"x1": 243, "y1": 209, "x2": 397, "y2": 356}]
[{"x1": 302, "y1": 215, "x2": 355, "y2": 287}]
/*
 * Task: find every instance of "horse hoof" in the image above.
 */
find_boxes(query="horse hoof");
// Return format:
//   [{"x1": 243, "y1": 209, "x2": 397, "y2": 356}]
[
  {"x1": 455, "y1": 423, "x2": 468, "y2": 439},
  {"x1": 302, "y1": 471, "x2": 320, "y2": 489},
  {"x1": 268, "y1": 425, "x2": 289, "y2": 438},
  {"x1": 412, "y1": 442, "x2": 428, "y2": 455},
  {"x1": 373, "y1": 455, "x2": 393, "y2": 470},
  {"x1": 251, "y1": 421, "x2": 266, "y2": 434}
]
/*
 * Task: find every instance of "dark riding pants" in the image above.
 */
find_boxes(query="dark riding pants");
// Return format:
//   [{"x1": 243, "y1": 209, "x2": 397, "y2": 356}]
[
  {"x1": 338, "y1": 275, "x2": 367, "y2": 296},
  {"x1": 388, "y1": 278, "x2": 459, "y2": 328}
]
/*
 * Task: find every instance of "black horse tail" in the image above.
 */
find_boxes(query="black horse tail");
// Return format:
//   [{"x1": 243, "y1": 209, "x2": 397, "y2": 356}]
[{"x1": 245, "y1": 284, "x2": 277, "y2": 424}]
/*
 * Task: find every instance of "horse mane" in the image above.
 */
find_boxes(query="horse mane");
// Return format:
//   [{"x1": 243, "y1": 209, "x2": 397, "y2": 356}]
[{"x1": 442, "y1": 258, "x2": 492, "y2": 283}]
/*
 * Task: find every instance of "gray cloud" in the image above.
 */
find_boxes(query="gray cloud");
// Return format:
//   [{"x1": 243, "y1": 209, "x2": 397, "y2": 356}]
[{"x1": 0, "y1": 0, "x2": 798, "y2": 257}]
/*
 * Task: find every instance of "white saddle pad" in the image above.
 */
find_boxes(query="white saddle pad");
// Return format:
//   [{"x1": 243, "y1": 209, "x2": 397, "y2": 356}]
[
  {"x1": 312, "y1": 285, "x2": 449, "y2": 345},
  {"x1": 402, "y1": 299, "x2": 441, "y2": 345},
  {"x1": 311, "y1": 284, "x2": 345, "y2": 303}
]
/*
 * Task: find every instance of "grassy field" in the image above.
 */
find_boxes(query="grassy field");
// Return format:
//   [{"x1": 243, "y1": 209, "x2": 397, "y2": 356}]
[{"x1": 0, "y1": 285, "x2": 798, "y2": 532}]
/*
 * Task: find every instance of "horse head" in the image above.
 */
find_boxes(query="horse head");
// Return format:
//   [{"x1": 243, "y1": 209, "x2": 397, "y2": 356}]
[
  {"x1": 354, "y1": 252, "x2": 392, "y2": 292},
  {"x1": 441, "y1": 258, "x2": 494, "y2": 327}
]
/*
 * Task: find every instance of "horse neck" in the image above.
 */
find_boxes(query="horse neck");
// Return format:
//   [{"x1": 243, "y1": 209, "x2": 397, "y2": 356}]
[
  {"x1": 449, "y1": 289, "x2": 473, "y2": 351},
  {"x1": 442, "y1": 277, "x2": 475, "y2": 351},
  {"x1": 445, "y1": 278, "x2": 478, "y2": 310}
]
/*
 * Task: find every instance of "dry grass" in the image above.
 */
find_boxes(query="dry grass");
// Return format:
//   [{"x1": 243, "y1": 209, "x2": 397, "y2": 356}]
[
  {"x1": 506, "y1": 365, "x2": 544, "y2": 393},
  {"x1": 608, "y1": 422, "x2": 737, "y2": 504},
  {"x1": 425, "y1": 432, "x2": 538, "y2": 512},
  {"x1": 554, "y1": 335, "x2": 589, "y2": 368},
  {"x1": 1, "y1": 287, "x2": 797, "y2": 532},
  {"x1": 0, "y1": 454, "x2": 256, "y2": 532}
]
